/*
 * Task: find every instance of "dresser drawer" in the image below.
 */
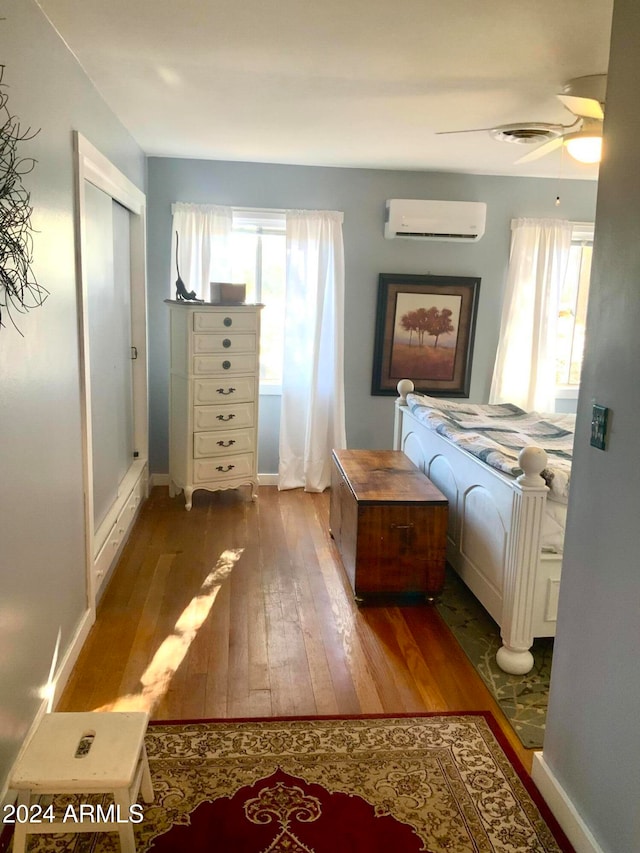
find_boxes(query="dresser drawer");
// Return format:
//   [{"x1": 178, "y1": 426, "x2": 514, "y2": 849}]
[
  {"x1": 123, "y1": 472, "x2": 146, "y2": 523},
  {"x1": 194, "y1": 427, "x2": 255, "y2": 458},
  {"x1": 193, "y1": 311, "x2": 258, "y2": 333},
  {"x1": 193, "y1": 402, "x2": 255, "y2": 431},
  {"x1": 94, "y1": 520, "x2": 122, "y2": 592},
  {"x1": 93, "y1": 469, "x2": 147, "y2": 594},
  {"x1": 193, "y1": 453, "x2": 255, "y2": 483},
  {"x1": 193, "y1": 377, "x2": 255, "y2": 405},
  {"x1": 194, "y1": 353, "x2": 257, "y2": 375},
  {"x1": 193, "y1": 333, "x2": 256, "y2": 354}
]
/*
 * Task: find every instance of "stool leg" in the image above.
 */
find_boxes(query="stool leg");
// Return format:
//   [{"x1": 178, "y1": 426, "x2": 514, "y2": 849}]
[
  {"x1": 114, "y1": 789, "x2": 136, "y2": 853},
  {"x1": 139, "y1": 743, "x2": 154, "y2": 803},
  {"x1": 11, "y1": 791, "x2": 31, "y2": 853}
]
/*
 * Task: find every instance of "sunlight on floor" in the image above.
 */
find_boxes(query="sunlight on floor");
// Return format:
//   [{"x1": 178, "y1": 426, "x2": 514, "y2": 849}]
[
  {"x1": 94, "y1": 548, "x2": 243, "y2": 713},
  {"x1": 38, "y1": 627, "x2": 62, "y2": 712}
]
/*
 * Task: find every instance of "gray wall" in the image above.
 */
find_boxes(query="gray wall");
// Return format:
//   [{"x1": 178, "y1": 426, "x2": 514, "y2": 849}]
[
  {"x1": 147, "y1": 160, "x2": 597, "y2": 475},
  {"x1": 543, "y1": 0, "x2": 640, "y2": 849},
  {"x1": 0, "y1": 0, "x2": 145, "y2": 790}
]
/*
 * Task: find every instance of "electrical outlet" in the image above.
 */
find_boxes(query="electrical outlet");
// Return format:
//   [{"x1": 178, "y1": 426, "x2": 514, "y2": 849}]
[{"x1": 590, "y1": 404, "x2": 609, "y2": 450}]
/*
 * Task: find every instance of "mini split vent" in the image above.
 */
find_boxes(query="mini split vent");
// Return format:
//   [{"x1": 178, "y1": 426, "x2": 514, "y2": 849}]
[{"x1": 384, "y1": 199, "x2": 487, "y2": 242}]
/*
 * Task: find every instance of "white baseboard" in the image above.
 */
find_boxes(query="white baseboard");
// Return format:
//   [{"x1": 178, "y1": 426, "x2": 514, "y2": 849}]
[
  {"x1": 150, "y1": 472, "x2": 280, "y2": 488},
  {"x1": 150, "y1": 472, "x2": 169, "y2": 487},
  {"x1": 1, "y1": 607, "x2": 95, "y2": 805},
  {"x1": 532, "y1": 752, "x2": 604, "y2": 853},
  {"x1": 259, "y1": 473, "x2": 279, "y2": 486},
  {"x1": 51, "y1": 607, "x2": 95, "y2": 709}
]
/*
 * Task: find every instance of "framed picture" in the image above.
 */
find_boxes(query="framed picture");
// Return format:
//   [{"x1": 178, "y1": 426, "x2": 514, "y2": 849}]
[{"x1": 371, "y1": 273, "x2": 480, "y2": 396}]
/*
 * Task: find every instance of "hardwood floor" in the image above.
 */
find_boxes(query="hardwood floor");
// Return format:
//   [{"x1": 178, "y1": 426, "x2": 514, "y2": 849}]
[{"x1": 58, "y1": 486, "x2": 534, "y2": 772}]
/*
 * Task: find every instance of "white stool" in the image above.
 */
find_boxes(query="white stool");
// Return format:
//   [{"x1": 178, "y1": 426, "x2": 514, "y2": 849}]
[{"x1": 9, "y1": 711, "x2": 153, "y2": 853}]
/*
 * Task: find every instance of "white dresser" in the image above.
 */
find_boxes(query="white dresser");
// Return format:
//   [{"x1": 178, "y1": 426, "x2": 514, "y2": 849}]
[{"x1": 166, "y1": 301, "x2": 262, "y2": 509}]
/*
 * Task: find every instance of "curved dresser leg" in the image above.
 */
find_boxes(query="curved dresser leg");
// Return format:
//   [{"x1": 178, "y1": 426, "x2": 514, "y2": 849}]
[{"x1": 184, "y1": 487, "x2": 193, "y2": 511}]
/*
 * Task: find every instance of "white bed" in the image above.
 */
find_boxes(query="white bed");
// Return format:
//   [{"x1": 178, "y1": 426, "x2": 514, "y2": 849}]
[{"x1": 393, "y1": 379, "x2": 574, "y2": 675}]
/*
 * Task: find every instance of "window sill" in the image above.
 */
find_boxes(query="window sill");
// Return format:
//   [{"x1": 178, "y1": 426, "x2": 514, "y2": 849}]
[
  {"x1": 555, "y1": 387, "x2": 579, "y2": 400},
  {"x1": 259, "y1": 383, "x2": 282, "y2": 396}
]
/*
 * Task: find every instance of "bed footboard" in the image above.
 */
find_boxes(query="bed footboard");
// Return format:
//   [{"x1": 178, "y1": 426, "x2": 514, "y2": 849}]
[{"x1": 394, "y1": 379, "x2": 560, "y2": 675}]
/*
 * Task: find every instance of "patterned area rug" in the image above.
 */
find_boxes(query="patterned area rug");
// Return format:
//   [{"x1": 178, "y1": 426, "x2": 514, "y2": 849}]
[
  {"x1": 15, "y1": 714, "x2": 572, "y2": 852},
  {"x1": 436, "y1": 568, "x2": 553, "y2": 749}
]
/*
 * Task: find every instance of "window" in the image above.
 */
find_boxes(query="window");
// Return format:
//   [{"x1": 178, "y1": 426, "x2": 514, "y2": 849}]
[
  {"x1": 229, "y1": 209, "x2": 286, "y2": 392},
  {"x1": 556, "y1": 223, "x2": 594, "y2": 388}
]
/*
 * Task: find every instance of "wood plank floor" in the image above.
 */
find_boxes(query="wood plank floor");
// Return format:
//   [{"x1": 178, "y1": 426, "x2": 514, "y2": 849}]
[{"x1": 58, "y1": 486, "x2": 534, "y2": 772}]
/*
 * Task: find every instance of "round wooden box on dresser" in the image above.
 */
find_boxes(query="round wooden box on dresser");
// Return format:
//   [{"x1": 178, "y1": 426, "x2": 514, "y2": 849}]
[{"x1": 166, "y1": 301, "x2": 263, "y2": 509}]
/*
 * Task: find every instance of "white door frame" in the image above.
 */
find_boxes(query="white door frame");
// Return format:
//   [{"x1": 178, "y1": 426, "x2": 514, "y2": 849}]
[{"x1": 74, "y1": 132, "x2": 148, "y2": 612}]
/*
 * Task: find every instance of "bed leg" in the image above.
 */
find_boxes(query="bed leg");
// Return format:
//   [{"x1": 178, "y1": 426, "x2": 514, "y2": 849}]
[{"x1": 496, "y1": 644, "x2": 535, "y2": 675}]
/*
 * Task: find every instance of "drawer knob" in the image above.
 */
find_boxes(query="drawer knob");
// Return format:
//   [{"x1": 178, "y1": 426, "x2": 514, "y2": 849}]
[
  {"x1": 216, "y1": 464, "x2": 235, "y2": 472},
  {"x1": 217, "y1": 439, "x2": 236, "y2": 447},
  {"x1": 223, "y1": 317, "x2": 232, "y2": 327},
  {"x1": 216, "y1": 413, "x2": 236, "y2": 421},
  {"x1": 222, "y1": 360, "x2": 231, "y2": 369},
  {"x1": 222, "y1": 338, "x2": 231, "y2": 348},
  {"x1": 216, "y1": 387, "x2": 236, "y2": 395}
]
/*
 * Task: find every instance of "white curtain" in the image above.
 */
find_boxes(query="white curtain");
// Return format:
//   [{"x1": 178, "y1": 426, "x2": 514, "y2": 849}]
[
  {"x1": 279, "y1": 210, "x2": 347, "y2": 492},
  {"x1": 170, "y1": 203, "x2": 233, "y2": 300},
  {"x1": 490, "y1": 218, "x2": 572, "y2": 412}
]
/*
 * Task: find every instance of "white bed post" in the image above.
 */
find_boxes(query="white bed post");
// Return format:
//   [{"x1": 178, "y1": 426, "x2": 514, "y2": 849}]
[
  {"x1": 496, "y1": 446, "x2": 549, "y2": 675},
  {"x1": 394, "y1": 379, "x2": 414, "y2": 450}
]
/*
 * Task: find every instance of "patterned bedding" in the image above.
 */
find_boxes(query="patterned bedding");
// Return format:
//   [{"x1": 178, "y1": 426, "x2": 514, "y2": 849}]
[{"x1": 406, "y1": 393, "x2": 575, "y2": 505}]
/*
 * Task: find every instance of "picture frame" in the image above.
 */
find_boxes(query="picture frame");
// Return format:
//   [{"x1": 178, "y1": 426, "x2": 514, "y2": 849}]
[{"x1": 371, "y1": 273, "x2": 481, "y2": 396}]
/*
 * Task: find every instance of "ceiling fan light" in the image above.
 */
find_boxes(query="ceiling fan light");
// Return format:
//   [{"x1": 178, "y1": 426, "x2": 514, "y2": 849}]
[{"x1": 564, "y1": 134, "x2": 602, "y2": 164}]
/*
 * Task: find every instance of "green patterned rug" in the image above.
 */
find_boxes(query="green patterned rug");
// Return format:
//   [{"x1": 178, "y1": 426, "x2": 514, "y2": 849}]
[{"x1": 436, "y1": 568, "x2": 553, "y2": 749}]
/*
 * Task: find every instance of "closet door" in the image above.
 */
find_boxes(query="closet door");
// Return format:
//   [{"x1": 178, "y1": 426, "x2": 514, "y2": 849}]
[
  {"x1": 85, "y1": 186, "x2": 135, "y2": 528},
  {"x1": 76, "y1": 133, "x2": 148, "y2": 610}
]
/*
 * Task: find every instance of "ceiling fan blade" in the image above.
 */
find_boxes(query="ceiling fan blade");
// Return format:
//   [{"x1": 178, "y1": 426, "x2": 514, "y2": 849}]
[
  {"x1": 557, "y1": 94, "x2": 604, "y2": 120},
  {"x1": 516, "y1": 136, "x2": 564, "y2": 164},
  {"x1": 435, "y1": 127, "x2": 497, "y2": 135}
]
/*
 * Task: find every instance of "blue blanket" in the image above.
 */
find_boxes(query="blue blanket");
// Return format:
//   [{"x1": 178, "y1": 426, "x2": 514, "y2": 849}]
[{"x1": 406, "y1": 393, "x2": 574, "y2": 504}]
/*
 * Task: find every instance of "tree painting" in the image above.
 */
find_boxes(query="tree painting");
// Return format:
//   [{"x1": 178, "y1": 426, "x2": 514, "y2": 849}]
[
  {"x1": 399, "y1": 306, "x2": 455, "y2": 348},
  {"x1": 391, "y1": 293, "x2": 462, "y2": 381},
  {"x1": 372, "y1": 274, "x2": 480, "y2": 396}
]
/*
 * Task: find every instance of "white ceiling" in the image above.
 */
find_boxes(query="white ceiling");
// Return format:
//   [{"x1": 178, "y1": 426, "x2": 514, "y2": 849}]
[{"x1": 37, "y1": 0, "x2": 613, "y2": 180}]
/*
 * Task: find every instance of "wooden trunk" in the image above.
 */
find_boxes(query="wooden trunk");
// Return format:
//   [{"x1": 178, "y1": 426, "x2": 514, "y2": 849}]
[{"x1": 330, "y1": 449, "x2": 448, "y2": 603}]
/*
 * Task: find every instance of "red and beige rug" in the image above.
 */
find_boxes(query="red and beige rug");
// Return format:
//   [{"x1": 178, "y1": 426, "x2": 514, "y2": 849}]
[{"x1": 6, "y1": 713, "x2": 573, "y2": 852}]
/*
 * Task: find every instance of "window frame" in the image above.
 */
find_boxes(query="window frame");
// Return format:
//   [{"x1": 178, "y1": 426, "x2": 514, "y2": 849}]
[
  {"x1": 555, "y1": 221, "x2": 595, "y2": 399},
  {"x1": 231, "y1": 208, "x2": 286, "y2": 395}
]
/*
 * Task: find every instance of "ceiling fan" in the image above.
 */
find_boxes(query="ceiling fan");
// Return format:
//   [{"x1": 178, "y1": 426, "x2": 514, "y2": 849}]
[{"x1": 437, "y1": 74, "x2": 607, "y2": 164}]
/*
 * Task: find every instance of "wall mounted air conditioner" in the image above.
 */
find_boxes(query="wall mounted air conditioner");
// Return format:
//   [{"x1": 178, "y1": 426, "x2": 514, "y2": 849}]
[{"x1": 384, "y1": 199, "x2": 487, "y2": 242}]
